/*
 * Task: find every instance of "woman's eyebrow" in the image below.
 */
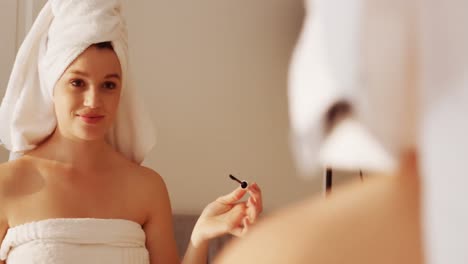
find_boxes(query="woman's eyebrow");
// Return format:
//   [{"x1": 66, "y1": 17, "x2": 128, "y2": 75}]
[
  {"x1": 68, "y1": 71, "x2": 120, "y2": 80},
  {"x1": 69, "y1": 70, "x2": 89, "y2": 77},
  {"x1": 105, "y1": 73, "x2": 121, "y2": 80}
]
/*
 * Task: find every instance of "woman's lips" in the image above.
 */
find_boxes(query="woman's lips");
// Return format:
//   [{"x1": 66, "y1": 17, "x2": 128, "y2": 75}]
[{"x1": 78, "y1": 115, "x2": 105, "y2": 124}]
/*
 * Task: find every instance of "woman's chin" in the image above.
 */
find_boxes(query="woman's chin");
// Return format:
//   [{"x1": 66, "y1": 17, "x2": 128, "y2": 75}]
[
  {"x1": 80, "y1": 134, "x2": 106, "y2": 141},
  {"x1": 74, "y1": 127, "x2": 110, "y2": 142}
]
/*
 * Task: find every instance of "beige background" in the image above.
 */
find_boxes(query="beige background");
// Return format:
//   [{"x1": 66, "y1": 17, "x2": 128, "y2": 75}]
[
  {"x1": 0, "y1": 0, "x2": 361, "y2": 214},
  {"x1": 0, "y1": 0, "x2": 17, "y2": 163}
]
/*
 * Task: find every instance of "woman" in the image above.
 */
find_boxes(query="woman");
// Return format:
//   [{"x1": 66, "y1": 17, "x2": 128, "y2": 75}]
[
  {"x1": 217, "y1": 0, "x2": 467, "y2": 263},
  {"x1": 0, "y1": 1, "x2": 262, "y2": 263}
]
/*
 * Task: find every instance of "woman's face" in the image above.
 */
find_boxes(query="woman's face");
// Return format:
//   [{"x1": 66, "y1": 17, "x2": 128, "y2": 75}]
[{"x1": 53, "y1": 45, "x2": 122, "y2": 141}]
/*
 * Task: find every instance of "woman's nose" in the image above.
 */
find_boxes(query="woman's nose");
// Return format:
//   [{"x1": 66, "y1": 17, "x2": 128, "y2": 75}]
[{"x1": 83, "y1": 87, "x2": 102, "y2": 108}]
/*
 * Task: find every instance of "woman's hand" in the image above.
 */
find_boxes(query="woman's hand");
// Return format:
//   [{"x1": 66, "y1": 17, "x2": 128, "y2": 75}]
[{"x1": 191, "y1": 183, "x2": 263, "y2": 247}]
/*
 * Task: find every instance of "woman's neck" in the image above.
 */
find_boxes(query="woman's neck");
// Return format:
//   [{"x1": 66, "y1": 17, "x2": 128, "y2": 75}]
[{"x1": 28, "y1": 129, "x2": 114, "y2": 171}]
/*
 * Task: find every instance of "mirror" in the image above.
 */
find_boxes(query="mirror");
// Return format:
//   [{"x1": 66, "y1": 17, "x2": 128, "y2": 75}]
[{"x1": 0, "y1": 0, "x2": 357, "y2": 213}]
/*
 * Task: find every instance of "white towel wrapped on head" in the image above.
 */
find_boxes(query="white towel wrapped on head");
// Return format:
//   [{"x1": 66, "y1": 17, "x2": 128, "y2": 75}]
[
  {"x1": 0, "y1": 0, "x2": 156, "y2": 163},
  {"x1": 288, "y1": 0, "x2": 413, "y2": 175}
]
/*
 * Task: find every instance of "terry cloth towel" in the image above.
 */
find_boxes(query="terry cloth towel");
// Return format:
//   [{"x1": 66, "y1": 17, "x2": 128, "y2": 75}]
[
  {"x1": 287, "y1": 0, "x2": 414, "y2": 174},
  {"x1": 0, "y1": 218, "x2": 149, "y2": 263}
]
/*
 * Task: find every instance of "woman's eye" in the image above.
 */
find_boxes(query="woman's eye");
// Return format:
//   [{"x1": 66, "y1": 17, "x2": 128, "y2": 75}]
[
  {"x1": 103, "y1": 81, "x2": 117, "y2": 90},
  {"x1": 70, "y1": 79, "x2": 85, "y2": 87}
]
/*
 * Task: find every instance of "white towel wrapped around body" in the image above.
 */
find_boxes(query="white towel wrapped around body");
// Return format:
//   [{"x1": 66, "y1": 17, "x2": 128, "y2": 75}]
[
  {"x1": 0, "y1": 0, "x2": 156, "y2": 163},
  {"x1": 0, "y1": 218, "x2": 149, "y2": 263}
]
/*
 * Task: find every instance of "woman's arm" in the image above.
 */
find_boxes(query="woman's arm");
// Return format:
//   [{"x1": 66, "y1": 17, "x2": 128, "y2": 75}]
[
  {"x1": 142, "y1": 168, "x2": 263, "y2": 264},
  {"x1": 215, "y1": 154, "x2": 423, "y2": 264},
  {"x1": 183, "y1": 183, "x2": 262, "y2": 264},
  {"x1": 141, "y1": 169, "x2": 213, "y2": 264},
  {"x1": 142, "y1": 170, "x2": 181, "y2": 264}
]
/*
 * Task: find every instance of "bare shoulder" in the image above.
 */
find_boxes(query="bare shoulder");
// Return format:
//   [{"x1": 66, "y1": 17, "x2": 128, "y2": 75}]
[
  {"x1": 0, "y1": 159, "x2": 27, "y2": 240},
  {"x1": 216, "y1": 175, "x2": 423, "y2": 264},
  {"x1": 124, "y1": 163, "x2": 170, "y2": 213},
  {"x1": 0, "y1": 160, "x2": 15, "y2": 180},
  {"x1": 107, "y1": 153, "x2": 171, "y2": 223},
  {"x1": 110, "y1": 151, "x2": 167, "y2": 196},
  {"x1": 0, "y1": 158, "x2": 30, "y2": 197},
  {"x1": 0, "y1": 156, "x2": 39, "y2": 191},
  {"x1": 129, "y1": 165, "x2": 179, "y2": 263},
  {"x1": 0, "y1": 162, "x2": 12, "y2": 217},
  {"x1": 127, "y1": 164, "x2": 167, "y2": 195},
  {"x1": 136, "y1": 165, "x2": 164, "y2": 183}
]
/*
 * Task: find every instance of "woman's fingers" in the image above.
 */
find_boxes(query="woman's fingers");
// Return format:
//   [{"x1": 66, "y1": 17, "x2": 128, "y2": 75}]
[
  {"x1": 229, "y1": 226, "x2": 244, "y2": 237},
  {"x1": 230, "y1": 217, "x2": 250, "y2": 237},
  {"x1": 247, "y1": 183, "x2": 262, "y2": 206},
  {"x1": 247, "y1": 197, "x2": 259, "y2": 222},
  {"x1": 202, "y1": 183, "x2": 263, "y2": 238},
  {"x1": 222, "y1": 202, "x2": 247, "y2": 229},
  {"x1": 243, "y1": 217, "x2": 250, "y2": 233},
  {"x1": 194, "y1": 183, "x2": 263, "y2": 243},
  {"x1": 246, "y1": 182, "x2": 263, "y2": 222},
  {"x1": 216, "y1": 186, "x2": 248, "y2": 205}
]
